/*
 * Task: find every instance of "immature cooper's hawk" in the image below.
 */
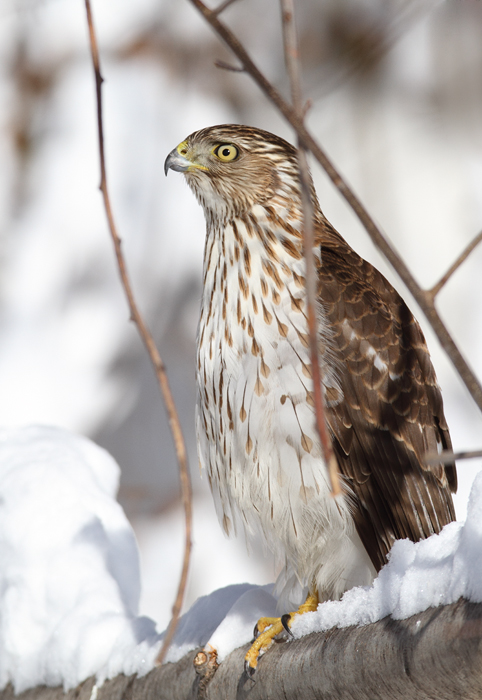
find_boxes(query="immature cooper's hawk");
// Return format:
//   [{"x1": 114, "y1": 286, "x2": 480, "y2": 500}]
[{"x1": 165, "y1": 125, "x2": 457, "y2": 673}]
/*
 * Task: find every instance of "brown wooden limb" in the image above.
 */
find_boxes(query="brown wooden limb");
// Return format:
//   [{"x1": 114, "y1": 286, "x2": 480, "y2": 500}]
[
  {"x1": 187, "y1": 0, "x2": 482, "y2": 415},
  {"x1": 4, "y1": 598, "x2": 482, "y2": 700},
  {"x1": 279, "y1": 0, "x2": 341, "y2": 497},
  {"x1": 428, "y1": 229, "x2": 482, "y2": 300},
  {"x1": 83, "y1": 0, "x2": 193, "y2": 666}
]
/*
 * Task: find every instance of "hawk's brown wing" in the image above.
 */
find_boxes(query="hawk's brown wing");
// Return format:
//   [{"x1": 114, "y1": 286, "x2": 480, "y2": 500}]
[{"x1": 319, "y1": 222, "x2": 457, "y2": 572}]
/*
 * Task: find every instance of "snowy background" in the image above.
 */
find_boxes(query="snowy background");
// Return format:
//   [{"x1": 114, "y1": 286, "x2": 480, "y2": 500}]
[{"x1": 0, "y1": 0, "x2": 481, "y2": 653}]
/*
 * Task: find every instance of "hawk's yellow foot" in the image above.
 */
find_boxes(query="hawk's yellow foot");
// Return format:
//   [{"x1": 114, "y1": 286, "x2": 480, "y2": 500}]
[{"x1": 244, "y1": 592, "x2": 319, "y2": 676}]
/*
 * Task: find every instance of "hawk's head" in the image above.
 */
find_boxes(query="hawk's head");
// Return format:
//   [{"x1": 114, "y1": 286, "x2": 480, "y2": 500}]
[{"x1": 164, "y1": 124, "x2": 307, "y2": 222}]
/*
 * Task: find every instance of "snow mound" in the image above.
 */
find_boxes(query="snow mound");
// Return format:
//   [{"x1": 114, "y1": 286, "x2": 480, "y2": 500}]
[{"x1": 0, "y1": 425, "x2": 160, "y2": 692}]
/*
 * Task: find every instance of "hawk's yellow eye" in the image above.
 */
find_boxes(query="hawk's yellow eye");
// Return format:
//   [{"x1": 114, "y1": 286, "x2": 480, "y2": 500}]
[{"x1": 214, "y1": 144, "x2": 239, "y2": 162}]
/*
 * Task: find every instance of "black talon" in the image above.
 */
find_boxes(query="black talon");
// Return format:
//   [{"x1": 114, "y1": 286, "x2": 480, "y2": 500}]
[
  {"x1": 281, "y1": 613, "x2": 294, "y2": 637},
  {"x1": 244, "y1": 660, "x2": 256, "y2": 678},
  {"x1": 253, "y1": 622, "x2": 259, "y2": 638}
]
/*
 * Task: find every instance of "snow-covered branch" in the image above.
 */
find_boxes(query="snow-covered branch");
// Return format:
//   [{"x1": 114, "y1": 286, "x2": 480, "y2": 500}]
[{"x1": 2, "y1": 598, "x2": 481, "y2": 700}]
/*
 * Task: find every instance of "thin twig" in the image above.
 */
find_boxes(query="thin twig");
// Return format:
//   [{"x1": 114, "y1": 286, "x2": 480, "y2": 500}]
[
  {"x1": 214, "y1": 59, "x2": 244, "y2": 72},
  {"x1": 302, "y1": 98, "x2": 312, "y2": 118},
  {"x1": 187, "y1": 0, "x2": 482, "y2": 415},
  {"x1": 428, "y1": 229, "x2": 482, "y2": 300},
  {"x1": 279, "y1": 0, "x2": 341, "y2": 497},
  {"x1": 212, "y1": 0, "x2": 240, "y2": 16},
  {"x1": 280, "y1": 0, "x2": 301, "y2": 107},
  {"x1": 83, "y1": 0, "x2": 192, "y2": 666},
  {"x1": 425, "y1": 449, "x2": 482, "y2": 466}
]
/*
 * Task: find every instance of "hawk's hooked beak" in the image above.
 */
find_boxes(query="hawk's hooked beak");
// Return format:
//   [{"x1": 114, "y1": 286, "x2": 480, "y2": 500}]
[{"x1": 164, "y1": 141, "x2": 208, "y2": 176}]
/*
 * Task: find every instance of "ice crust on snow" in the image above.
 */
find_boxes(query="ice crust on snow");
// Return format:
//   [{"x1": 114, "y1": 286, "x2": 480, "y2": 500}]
[{"x1": 1, "y1": 425, "x2": 482, "y2": 692}]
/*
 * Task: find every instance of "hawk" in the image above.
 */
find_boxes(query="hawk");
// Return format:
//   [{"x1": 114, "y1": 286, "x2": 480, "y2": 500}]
[{"x1": 165, "y1": 125, "x2": 457, "y2": 673}]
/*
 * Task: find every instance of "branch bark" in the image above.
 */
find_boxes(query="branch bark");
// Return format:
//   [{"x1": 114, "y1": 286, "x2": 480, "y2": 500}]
[
  {"x1": 83, "y1": 0, "x2": 192, "y2": 665},
  {"x1": 3, "y1": 598, "x2": 482, "y2": 700},
  {"x1": 187, "y1": 0, "x2": 482, "y2": 415}
]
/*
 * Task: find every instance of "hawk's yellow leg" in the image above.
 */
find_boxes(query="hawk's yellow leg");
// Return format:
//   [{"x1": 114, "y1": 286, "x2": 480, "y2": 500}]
[{"x1": 244, "y1": 591, "x2": 319, "y2": 675}]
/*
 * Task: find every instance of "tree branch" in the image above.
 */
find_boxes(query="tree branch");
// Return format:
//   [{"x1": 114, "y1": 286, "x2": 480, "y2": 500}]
[
  {"x1": 425, "y1": 449, "x2": 482, "y2": 466},
  {"x1": 187, "y1": 0, "x2": 482, "y2": 415},
  {"x1": 83, "y1": 0, "x2": 192, "y2": 666},
  {"x1": 4, "y1": 598, "x2": 482, "y2": 700},
  {"x1": 214, "y1": 59, "x2": 244, "y2": 72},
  {"x1": 279, "y1": 0, "x2": 341, "y2": 497},
  {"x1": 428, "y1": 229, "x2": 482, "y2": 300},
  {"x1": 211, "y1": 0, "x2": 240, "y2": 17}
]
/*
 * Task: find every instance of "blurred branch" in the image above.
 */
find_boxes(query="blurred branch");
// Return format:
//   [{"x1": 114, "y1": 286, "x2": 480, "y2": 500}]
[
  {"x1": 280, "y1": 0, "x2": 341, "y2": 497},
  {"x1": 83, "y1": 0, "x2": 192, "y2": 666},
  {"x1": 212, "y1": 0, "x2": 240, "y2": 16},
  {"x1": 214, "y1": 59, "x2": 244, "y2": 72},
  {"x1": 425, "y1": 449, "x2": 482, "y2": 466},
  {"x1": 428, "y1": 229, "x2": 482, "y2": 300},
  {"x1": 187, "y1": 0, "x2": 482, "y2": 415}
]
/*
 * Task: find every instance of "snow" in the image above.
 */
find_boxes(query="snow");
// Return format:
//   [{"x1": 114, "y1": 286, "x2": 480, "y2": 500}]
[
  {"x1": 1, "y1": 424, "x2": 481, "y2": 693},
  {"x1": 134, "y1": 494, "x2": 275, "y2": 633},
  {"x1": 0, "y1": 426, "x2": 160, "y2": 692},
  {"x1": 164, "y1": 584, "x2": 277, "y2": 664},
  {"x1": 0, "y1": 425, "x2": 277, "y2": 689},
  {"x1": 288, "y1": 472, "x2": 482, "y2": 636}
]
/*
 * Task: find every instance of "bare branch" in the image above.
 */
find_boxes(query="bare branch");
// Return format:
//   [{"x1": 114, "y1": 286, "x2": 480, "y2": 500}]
[
  {"x1": 279, "y1": 0, "x2": 341, "y2": 497},
  {"x1": 187, "y1": 0, "x2": 482, "y2": 415},
  {"x1": 425, "y1": 449, "x2": 482, "y2": 466},
  {"x1": 214, "y1": 59, "x2": 244, "y2": 72},
  {"x1": 212, "y1": 0, "x2": 240, "y2": 17},
  {"x1": 83, "y1": 0, "x2": 193, "y2": 666},
  {"x1": 280, "y1": 0, "x2": 301, "y2": 108},
  {"x1": 429, "y1": 229, "x2": 482, "y2": 299},
  {"x1": 302, "y1": 98, "x2": 312, "y2": 118}
]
